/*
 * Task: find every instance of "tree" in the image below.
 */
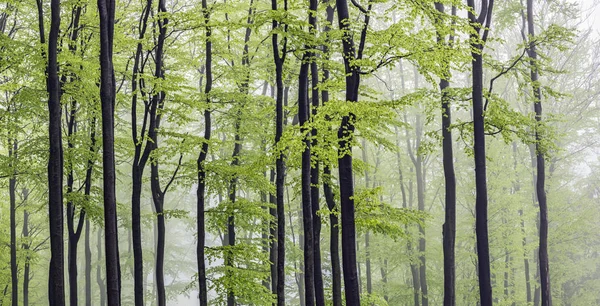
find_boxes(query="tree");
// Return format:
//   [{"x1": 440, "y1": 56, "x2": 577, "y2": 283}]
[
  {"x1": 47, "y1": 0, "x2": 66, "y2": 304},
  {"x1": 98, "y1": 0, "x2": 121, "y2": 304},
  {"x1": 129, "y1": 1, "x2": 153, "y2": 304},
  {"x1": 197, "y1": 0, "x2": 213, "y2": 303},
  {"x1": 271, "y1": 0, "x2": 288, "y2": 303},
  {"x1": 524, "y1": 0, "x2": 551, "y2": 304},
  {"x1": 466, "y1": 0, "x2": 495, "y2": 304},
  {"x1": 333, "y1": 0, "x2": 372, "y2": 303},
  {"x1": 434, "y1": 3, "x2": 457, "y2": 306}
]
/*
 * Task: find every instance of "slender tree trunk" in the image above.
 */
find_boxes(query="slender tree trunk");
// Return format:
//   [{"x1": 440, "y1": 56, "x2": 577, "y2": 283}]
[
  {"x1": 47, "y1": 0, "x2": 66, "y2": 304},
  {"x1": 310, "y1": 58, "x2": 325, "y2": 306},
  {"x1": 466, "y1": 0, "x2": 495, "y2": 304},
  {"x1": 96, "y1": 228, "x2": 107, "y2": 306},
  {"x1": 434, "y1": 4, "x2": 457, "y2": 306},
  {"x1": 64, "y1": 5, "x2": 84, "y2": 304},
  {"x1": 197, "y1": 0, "x2": 212, "y2": 303},
  {"x1": 98, "y1": 0, "x2": 121, "y2": 304},
  {"x1": 299, "y1": 51, "x2": 315, "y2": 306},
  {"x1": 21, "y1": 189, "x2": 30, "y2": 306},
  {"x1": 323, "y1": 166, "x2": 342, "y2": 306},
  {"x1": 525, "y1": 1, "x2": 551, "y2": 304},
  {"x1": 130, "y1": 1, "x2": 153, "y2": 304},
  {"x1": 85, "y1": 218, "x2": 92, "y2": 306},
  {"x1": 321, "y1": 3, "x2": 341, "y2": 305},
  {"x1": 9, "y1": 139, "x2": 17, "y2": 306},
  {"x1": 271, "y1": 0, "x2": 288, "y2": 302},
  {"x1": 361, "y1": 141, "x2": 372, "y2": 298}
]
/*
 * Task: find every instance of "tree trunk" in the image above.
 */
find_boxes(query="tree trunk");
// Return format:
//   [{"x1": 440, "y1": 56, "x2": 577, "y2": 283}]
[
  {"x1": 98, "y1": 0, "x2": 121, "y2": 303},
  {"x1": 525, "y1": 1, "x2": 551, "y2": 304},
  {"x1": 334, "y1": 0, "x2": 364, "y2": 302},
  {"x1": 97, "y1": 228, "x2": 107, "y2": 306},
  {"x1": 85, "y1": 218, "x2": 92, "y2": 306},
  {"x1": 197, "y1": 0, "x2": 212, "y2": 303},
  {"x1": 47, "y1": 0, "x2": 66, "y2": 303},
  {"x1": 130, "y1": 0, "x2": 153, "y2": 304},
  {"x1": 466, "y1": 0, "x2": 495, "y2": 304},
  {"x1": 323, "y1": 166, "x2": 342, "y2": 306},
  {"x1": 299, "y1": 53, "x2": 315, "y2": 306},
  {"x1": 271, "y1": 0, "x2": 287, "y2": 302},
  {"x1": 21, "y1": 189, "x2": 30, "y2": 306},
  {"x1": 9, "y1": 139, "x2": 17, "y2": 306},
  {"x1": 321, "y1": 3, "x2": 341, "y2": 305},
  {"x1": 310, "y1": 58, "x2": 325, "y2": 306},
  {"x1": 434, "y1": 4, "x2": 457, "y2": 306}
]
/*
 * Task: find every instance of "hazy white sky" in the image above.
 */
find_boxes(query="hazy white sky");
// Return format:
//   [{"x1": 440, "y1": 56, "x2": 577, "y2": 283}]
[{"x1": 579, "y1": 0, "x2": 600, "y2": 34}]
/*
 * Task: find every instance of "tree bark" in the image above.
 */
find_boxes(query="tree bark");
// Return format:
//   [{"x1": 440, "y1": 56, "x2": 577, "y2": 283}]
[
  {"x1": 130, "y1": 1, "x2": 153, "y2": 304},
  {"x1": 434, "y1": 4, "x2": 457, "y2": 306},
  {"x1": 9, "y1": 139, "x2": 17, "y2": 306},
  {"x1": 98, "y1": 0, "x2": 121, "y2": 304},
  {"x1": 321, "y1": 2, "x2": 341, "y2": 305},
  {"x1": 47, "y1": 0, "x2": 66, "y2": 303},
  {"x1": 525, "y1": 1, "x2": 551, "y2": 304},
  {"x1": 85, "y1": 218, "x2": 92, "y2": 306},
  {"x1": 333, "y1": 0, "x2": 368, "y2": 302},
  {"x1": 96, "y1": 228, "x2": 107, "y2": 306},
  {"x1": 271, "y1": 0, "x2": 288, "y2": 302},
  {"x1": 21, "y1": 189, "x2": 30, "y2": 306},
  {"x1": 197, "y1": 0, "x2": 212, "y2": 304},
  {"x1": 466, "y1": 0, "x2": 495, "y2": 304},
  {"x1": 310, "y1": 56, "x2": 325, "y2": 306},
  {"x1": 299, "y1": 52, "x2": 315, "y2": 306}
]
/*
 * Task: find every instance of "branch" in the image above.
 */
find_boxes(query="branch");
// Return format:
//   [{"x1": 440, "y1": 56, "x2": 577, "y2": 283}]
[
  {"x1": 484, "y1": 48, "x2": 528, "y2": 111},
  {"x1": 350, "y1": 0, "x2": 367, "y2": 14}
]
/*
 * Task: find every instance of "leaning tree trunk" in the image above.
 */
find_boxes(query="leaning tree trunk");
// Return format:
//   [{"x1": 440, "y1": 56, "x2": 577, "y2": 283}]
[{"x1": 98, "y1": 0, "x2": 121, "y2": 304}]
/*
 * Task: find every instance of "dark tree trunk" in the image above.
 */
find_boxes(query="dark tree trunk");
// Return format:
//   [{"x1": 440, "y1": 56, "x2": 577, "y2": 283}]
[
  {"x1": 323, "y1": 167, "x2": 342, "y2": 306},
  {"x1": 64, "y1": 6, "x2": 84, "y2": 304},
  {"x1": 83, "y1": 118, "x2": 97, "y2": 306},
  {"x1": 145, "y1": 1, "x2": 174, "y2": 305},
  {"x1": 333, "y1": 0, "x2": 368, "y2": 302},
  {"x1": 267, "y1": 169, "x2": 277, "y2": 293},
  {"x1": 525, "y1": 1, "x2": 551, "y2": 304},
  {"x1": 223, "y1": 5, "x2": 254, "y2": 305},
  {"x1": 299, "y1": 52, "x2": 315, "y2": 306},
  {"x1": 321, "y1": 3, "x2": 341, "y2": 305},
  {"x1": 96, "y1": 228, "x2": 107, "y2": 306},
  {"x1": 197, "y1": 0, "x2": 212, "y2": 304},
  {"x1": 466, "y1": 0, "x2": 495, "y2": 304},
  {"x1": 85, "y1": 218, "x2": 92, "y2": 306},
  {"x1": 9, "y1": 139, "x2": 17, "y2": 306},
  {"x1": 310, "y1": 58, "x2": 325, "y2": 306},
  {"x1": 130, "y1": 1, "x2": 153, "y2": 305},
  {"x1": 271, "y1": 0, "x2": 288, "y2": 302},
  {"x1": 435, "y1": 4, "x2": 457, "y2": 306},
  {"x1": 361, "y1": 141, "x2": 372, "y2": 297},
  {"x1": 98, "y1": 0, "x2": 121, "y2": 304},
  {"x1": 47, "y1": 0, "x2": 66, "y2": 304},
  {"x1": 22, "y1": 199, "x2": 30, "y2": 306}
]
